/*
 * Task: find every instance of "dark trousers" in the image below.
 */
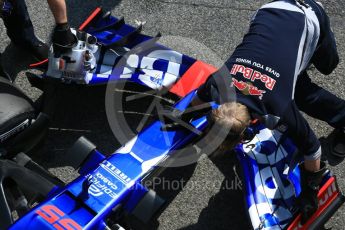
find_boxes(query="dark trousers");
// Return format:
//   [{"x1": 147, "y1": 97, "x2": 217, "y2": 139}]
[
  {"x1": 295, "y1": 71, "x2": 345, "y2": 129},
  {"x1": 0, "y1": 53, "x2": 5, "y2": 76},
  {"x1": 2, "y1": 0, "x2": 38, "y2": 46}
]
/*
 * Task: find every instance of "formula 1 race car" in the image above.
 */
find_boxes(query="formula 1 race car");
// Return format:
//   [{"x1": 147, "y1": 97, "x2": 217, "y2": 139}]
[{"x1": 2, "y1": 8, "x2": 345, "y2": 230}]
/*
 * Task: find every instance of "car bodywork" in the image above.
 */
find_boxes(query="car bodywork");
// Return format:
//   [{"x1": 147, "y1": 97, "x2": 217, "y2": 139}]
[{"x1": 9, "y1": 8, "x2": 345, "y2": 230}]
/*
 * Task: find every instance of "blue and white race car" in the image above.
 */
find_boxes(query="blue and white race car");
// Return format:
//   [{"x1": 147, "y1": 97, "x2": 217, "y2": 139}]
[{"x1": 1, "y1": 8, "x2": 344, "y2": 230}]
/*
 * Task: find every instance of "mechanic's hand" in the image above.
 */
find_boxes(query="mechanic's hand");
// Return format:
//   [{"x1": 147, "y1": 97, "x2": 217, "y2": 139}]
[
  {"x1": 52, "y1": 23, "x2": 77, "y2": 54},
  {"x1": 298, "y1": 162, "x2": 326, "y2": 224}
]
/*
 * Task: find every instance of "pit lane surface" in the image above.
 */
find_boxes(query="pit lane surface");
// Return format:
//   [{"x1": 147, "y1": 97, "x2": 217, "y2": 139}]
[{"x1": 1, "y1": 0, "x2": 345, "y2": 229}]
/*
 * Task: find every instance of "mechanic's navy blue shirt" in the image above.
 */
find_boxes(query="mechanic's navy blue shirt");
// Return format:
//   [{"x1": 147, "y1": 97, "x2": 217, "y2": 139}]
[{"x1": 197, "y1": 0, "x2": 339, "y2": 159}]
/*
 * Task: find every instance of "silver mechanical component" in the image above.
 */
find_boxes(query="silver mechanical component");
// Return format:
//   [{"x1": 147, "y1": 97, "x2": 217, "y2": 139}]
[{"x1": 46, "y1": 29, "x2": 99, "y2": 84}]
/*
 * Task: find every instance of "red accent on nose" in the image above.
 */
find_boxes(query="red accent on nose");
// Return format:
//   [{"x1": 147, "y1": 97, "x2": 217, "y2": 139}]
[
  {"x1": 169, "y1": 61, "x2": 217, "y2": 97},
  {"x1": 79, "y1": 7, "x2": 102, "y2": 31},
  {"x1": 29, "y1": 59, "x2": 49, "y2": 68}
]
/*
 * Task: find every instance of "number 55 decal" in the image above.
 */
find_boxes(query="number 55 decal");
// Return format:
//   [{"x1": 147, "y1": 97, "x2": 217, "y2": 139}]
[{"x1": 36, "y1": 205, "x2": 82, "y2": 230}]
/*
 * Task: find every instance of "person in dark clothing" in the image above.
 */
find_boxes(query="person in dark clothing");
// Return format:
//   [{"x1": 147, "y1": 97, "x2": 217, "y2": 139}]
[
  {"x1": 0, "y1": 53, "x2": 11, "y2": 81},
  {"x1": 1, "y1": 0, "x2": 49, "y2": 61},
  {"x1": 173, "y1": 0, "x2": 344, "y2": 224},
  {"x1": 0, "y1": 0, "x2": 76, "y2": 79}
]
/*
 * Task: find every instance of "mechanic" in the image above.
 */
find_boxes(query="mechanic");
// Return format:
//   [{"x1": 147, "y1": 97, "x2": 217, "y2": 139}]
[
  {"x1": 0, "y1": 0, "x2": 75, "y2": 64},
  {"x1": 170, "y1": 0, "x2": 345, "y2": 224},
  {"x1": 0, "y1": 0, "x2": 75, "y2": 82},
  {"x1": 0, "y1": 0, "x2": 48, "y2": 61}
]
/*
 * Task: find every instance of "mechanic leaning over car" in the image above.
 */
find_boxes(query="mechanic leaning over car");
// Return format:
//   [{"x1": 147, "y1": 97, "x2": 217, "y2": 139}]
[
  {"x1": 176, "y1": 0, "x2": 345, "y2": 224},
  {"x1": 0, "y1": 0, "x2": 75, "y2": 79}
]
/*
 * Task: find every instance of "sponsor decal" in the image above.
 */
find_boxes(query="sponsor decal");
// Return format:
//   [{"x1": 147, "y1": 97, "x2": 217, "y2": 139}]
[
  {"x1": 88, "y1": 172, "x2": 118, "y2": 199},
  {"x1": 230, "y1": 64, "x2": 276, "y2": 91},
  {"x1": 100, "y1": 161, "x2": 132, "y2": 184},
  {"x1": 232, "y1": 78, "x2": 247, "y2": 91},
  {"x1": 150, "y1": 74, "x2": 163, "y2": 85},
  {"x1": 232, "y1": 78, "x2": 266, "y2": 100},
  {"x1": 88, "y1": 184, "x2": 103, "y2": 197},
  {"x1": 234, "y1": 58, "x2": 280, "y2": 78},
  {"x1": 36, "y1": 205, "x2": 82, "y2": 230},
  {"x1": 121, "y1": 51, "x2": 181, "y2": 89}
]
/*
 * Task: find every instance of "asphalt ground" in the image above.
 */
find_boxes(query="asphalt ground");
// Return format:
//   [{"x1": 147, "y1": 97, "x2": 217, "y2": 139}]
[{"x1": 1, "y1": 0, "x2": 345, "y2": 229}]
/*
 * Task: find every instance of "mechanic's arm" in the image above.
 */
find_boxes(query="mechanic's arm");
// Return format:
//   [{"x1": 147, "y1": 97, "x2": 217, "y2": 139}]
[
  {"x1": 46, "y1": 0, "x2": 67, "y2": 24},
  {"x1": 282, "y1": 101, "x2": 321, "y2": 170},
  {"x1": 282, "y1": 101, "x2": 328, "y2": 223},
  {"x1": 310, "y1": 1, "x2": 339, "y2": 75},
  {"x1": 47, "y1": 0, "x2": 76, "y2": 50},
  {"x1": 196, "y1": 66, "x2": 235, "y2": 105}
]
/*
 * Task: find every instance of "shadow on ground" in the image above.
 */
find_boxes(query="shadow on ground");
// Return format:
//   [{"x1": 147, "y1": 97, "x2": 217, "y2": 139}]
[
  {"x1": 136, "y1": 152, "x2": 250, "y2": 230},
  {"x1": 66, "y1": 0, "x2": 122, "y2": 27},
  {"x1": 178, "y1": 154, "x2": 251, "y2": 230}
]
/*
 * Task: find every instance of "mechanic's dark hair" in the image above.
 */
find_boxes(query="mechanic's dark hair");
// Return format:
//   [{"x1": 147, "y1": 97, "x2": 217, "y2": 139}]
[{"x1": 210, "y1": 102, "x2": 251, "y2": 152}]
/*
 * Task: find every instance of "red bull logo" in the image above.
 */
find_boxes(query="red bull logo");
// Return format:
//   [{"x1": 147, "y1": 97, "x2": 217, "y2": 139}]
[
  {"x1": 230, "y1": 64, "x2": 276, "y2": 90},
  {"x1": 232, "y1": 78, "x2": 247, "y2": 90},
  {"x1": 248, "y1": 85, "x2": 266, "y2": 99},
  {"x1": 232, "y1": 78, "x2": 266, "y2": 100}
]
